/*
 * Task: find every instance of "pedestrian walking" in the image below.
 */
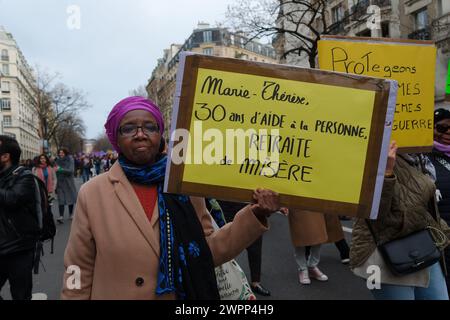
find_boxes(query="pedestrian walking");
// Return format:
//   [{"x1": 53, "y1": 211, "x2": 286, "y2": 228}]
[
  {"x1": 0, "y1": 135, "x2": 40, "y2": 300},
  {"x1": 350, "y1": 141, "x2": 450, "y2": 300},
  {"x1": 61, "y1": 96, "x2": 281, "y2": 300},
  {"x1": 55, "y1": 149, "x2": 77, "y2": 224},
  {"x1": 427, "y1": 108, "x2": 450, "y2": 295},
  {"x1": 217, "y1": 200, "x2": 271, "y2": 296},
  {"x1": 288, "y1": 210, "x2": 343, "y2": 284},
  {"x1": 81, "y1": 156, "x2": 92, "y2": 183},
  {"x1": 93, "y1": 157, "x2": 101, "y2": 176},
  {"x1": 32, "y1": 154, "x2": 57, "y2": 199}
]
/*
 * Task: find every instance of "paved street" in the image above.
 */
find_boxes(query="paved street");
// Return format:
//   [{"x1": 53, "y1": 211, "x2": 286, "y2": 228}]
[{"x1": 1, "y1": 177, "x2": 372, "y2": 300}]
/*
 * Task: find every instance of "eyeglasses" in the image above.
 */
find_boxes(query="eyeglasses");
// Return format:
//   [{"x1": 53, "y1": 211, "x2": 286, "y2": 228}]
[
  {"x1": 435, "y1": 124, "x2": 450, "y2": 134},
  {"x1": 119, "y1": 123, "x2": 159, "y2": 137}
]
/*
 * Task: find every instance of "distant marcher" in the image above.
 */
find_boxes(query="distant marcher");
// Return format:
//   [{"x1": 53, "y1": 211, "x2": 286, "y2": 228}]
[
  {"x1": 55, "y1": 149, "x2": 77, "y2": 224},
  {"x1": 81, "y1": 156, "x2": 92, "y2": 183},
  {"x1": 0, "y1": 135, "x2": 40, "y2": 300},
  {"x1": 93, "y1": 157, "x2": 101, "y2": 176},
  {"x1": 32, "y1": 154, "x2": 57, "y2": 198},
  {"x1": 288, "y1": 210, "x2": 344, "y2": 284}
]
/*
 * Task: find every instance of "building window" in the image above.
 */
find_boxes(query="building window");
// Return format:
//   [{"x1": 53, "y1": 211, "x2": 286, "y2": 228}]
[
  {"x1": 3, "y1": 115, "x2": 12, "y2": 127},
  {"x1": 230, "y1": 34, "x2": 235, "y2": 45},
  {"x1": 1, "y1": 98, "x2": 11, "y2": 110},
  {"x1": 203, "y1": 48, "x2": 213, "y2": 55},
  {"x1": 203, "y1": 30, "x2": 212, "y2": 43},
  {"x1": 414, "y1": 9, "x2": 428, "y2": 31},
  {"x1": 1, "y1": 49, "x2": 8, "y2": 61},
  {"x1": 332, "y1": 4, "x2": 344, "y2": 24},
  {"x1": 2, "y1": 64, "x2": 9, "y2": 75},
  {"x1": 381, "y1": 22, "x2": 390, "y2": 37},
  {"x1": 1, "y1": 81, "x2": 10, "y2": 93}
]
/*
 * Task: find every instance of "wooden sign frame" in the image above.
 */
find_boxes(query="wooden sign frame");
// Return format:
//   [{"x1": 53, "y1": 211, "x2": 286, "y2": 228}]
[{"x1": 164, "y1": 53, "x2": 396, "y2": 218}]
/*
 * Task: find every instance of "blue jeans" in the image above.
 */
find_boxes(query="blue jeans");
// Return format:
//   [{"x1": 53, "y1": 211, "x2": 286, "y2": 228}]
[
  {"x1": 82, "y1": 168, "x2": 90, "y2": 183},
  {"x1": 371, "y1": 262, "x2": 449, "y2": 300}
]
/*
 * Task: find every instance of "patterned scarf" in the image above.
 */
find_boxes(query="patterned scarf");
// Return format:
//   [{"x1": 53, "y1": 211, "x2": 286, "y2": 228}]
[{"x1": 119, "y1": 154, "x2": 219, "y2": 299}]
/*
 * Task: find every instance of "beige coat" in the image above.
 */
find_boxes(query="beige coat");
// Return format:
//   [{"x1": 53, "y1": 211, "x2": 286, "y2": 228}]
[
  {"x1": 61, "y1": 162, "x2": 268, "y2": 300},
  {"x1": 288, "y1": 210, "x2": 345, "y2": 247}
]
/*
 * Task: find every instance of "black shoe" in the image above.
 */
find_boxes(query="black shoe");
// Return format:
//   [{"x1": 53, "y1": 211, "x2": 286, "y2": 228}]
[
  {"x1": 57, "y1": 217, "x2": 64, "y2": 224},
  {"x1": 251, "y1": 283, "x2": 271, "y2": 296}
]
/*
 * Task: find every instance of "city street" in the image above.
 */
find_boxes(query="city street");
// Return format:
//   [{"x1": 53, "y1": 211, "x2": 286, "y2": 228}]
[
  {"x1": 1, "y1": 177, "x2": 372, "y2": 300},
  {"x1": 1, "y1": 0, "x2": 448, "y2": 304}
]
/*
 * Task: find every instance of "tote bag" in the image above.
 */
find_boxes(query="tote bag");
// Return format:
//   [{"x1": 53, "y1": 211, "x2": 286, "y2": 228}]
[{"x1": 211, "y1": 219, "x2": 256, "y2": 300}]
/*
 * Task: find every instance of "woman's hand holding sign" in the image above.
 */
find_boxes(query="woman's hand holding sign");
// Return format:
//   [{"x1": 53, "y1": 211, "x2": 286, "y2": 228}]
[{"x1": 251, "y1": 188, "x2": 281, "y2": 221}]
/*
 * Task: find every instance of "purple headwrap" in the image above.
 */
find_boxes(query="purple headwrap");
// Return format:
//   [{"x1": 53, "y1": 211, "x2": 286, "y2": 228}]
[{"x1": 104, "y1": 96, "x2": 164, "y2": 152}]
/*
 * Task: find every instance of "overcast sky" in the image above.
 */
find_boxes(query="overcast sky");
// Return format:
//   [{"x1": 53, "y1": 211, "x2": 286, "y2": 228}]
[{"x1": 0, "y1": 0, "x2": 236, "y2": 138}]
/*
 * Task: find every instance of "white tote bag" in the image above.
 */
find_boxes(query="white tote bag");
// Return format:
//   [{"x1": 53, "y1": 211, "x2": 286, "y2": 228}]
[
  {"x1": 215, "y1": 258, "x2": 257, "y2": 300},
  {"x1": 211, "y1": 218, "x2": 256, "y2": 300}
]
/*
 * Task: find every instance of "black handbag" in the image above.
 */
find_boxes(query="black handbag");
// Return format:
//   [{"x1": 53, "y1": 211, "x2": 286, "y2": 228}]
[{"x1": 366, "y1": 221, "x2": 442, "y2": 276}]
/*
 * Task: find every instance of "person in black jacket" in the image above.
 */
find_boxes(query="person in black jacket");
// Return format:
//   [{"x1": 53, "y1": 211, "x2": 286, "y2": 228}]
[
  {"x1": 428, "y1": 108, "x2": 450, "y2": 295},
  {"x1": 0, "y1": 135, "x2": 39, "y2": 300}
]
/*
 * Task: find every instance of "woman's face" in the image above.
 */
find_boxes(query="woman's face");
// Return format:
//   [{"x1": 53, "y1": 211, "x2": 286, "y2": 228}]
[
  {"x1": 40, "y1": 156, "x2": 46, "y2": 165},
  {"x1": 59, "y1": 150, "x2": 65, "y2": 158},
  {"x1": 117, "y1": 110, "x2": 161, "y2": 165},
  {"x1": 434, "y1": 118, "x2": 450, "y2": 145}
]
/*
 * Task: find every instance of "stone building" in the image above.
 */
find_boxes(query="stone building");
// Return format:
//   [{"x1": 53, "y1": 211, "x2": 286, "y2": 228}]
[
  {"x1": 146, "y1": 23, "x2": 278, "y2": 138},
  {"x1": 0, "y1": 26, "x2": 40, "y2": 160},
  {"x1": 274, "y1": 0, "x2": 450, "y2": 107}
]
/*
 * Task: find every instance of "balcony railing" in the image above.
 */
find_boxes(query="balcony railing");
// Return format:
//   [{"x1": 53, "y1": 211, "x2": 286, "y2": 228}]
[
  {"x1": 349, "y1": 0, "x2": 391, "y2": 22},
  {"x1": 1, "y1": 55, "x2": 9, "y2": 61},
  {"x1": 408, "y1": 27, "x2": 431, "y2": 40}
]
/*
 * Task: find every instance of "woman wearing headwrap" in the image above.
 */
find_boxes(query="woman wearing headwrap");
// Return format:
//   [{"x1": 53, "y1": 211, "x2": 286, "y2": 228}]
[
  {"x1": 427, "y1": 108, "x2": 450, "y2": 295},
  {"x1": 61, "y1": 96, "x2": 280, "y2": 300}
]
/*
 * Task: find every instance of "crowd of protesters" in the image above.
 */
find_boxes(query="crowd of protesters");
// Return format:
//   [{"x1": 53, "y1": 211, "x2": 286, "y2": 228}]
[
  {"x1": 19, "y1": 152, "x2": 119, "y2": 182},
  {"x1": 1, "y1": 99, "x2": 449, "y2": 301}
]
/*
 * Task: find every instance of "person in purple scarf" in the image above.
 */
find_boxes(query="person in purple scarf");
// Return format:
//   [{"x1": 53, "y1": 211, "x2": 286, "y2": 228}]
[
  {"x1": 428, "y1": 107, "x2": 450, "y2": 295},
  {"x1": 61, "y1": 96, "x2": 281, "y2": 300}
]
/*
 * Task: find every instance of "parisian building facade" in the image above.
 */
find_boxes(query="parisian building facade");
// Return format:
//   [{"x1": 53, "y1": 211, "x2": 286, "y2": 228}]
[
  {"x1": 275, "y1": 0, "x2": 450, "y2": 108},
  {"x1": 146, "y1": 23, "x2": 278, "y2": 139},
  {"x1": 0, "y1": 26, "x2": 40, "y2": 160}
]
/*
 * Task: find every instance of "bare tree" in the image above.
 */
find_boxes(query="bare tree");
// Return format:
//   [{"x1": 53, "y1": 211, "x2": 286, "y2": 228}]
[
  {"x1": 53, "y1": 112, "x2": 86, "y2": 154},
  {"x1": 93, "y1": 133, "x2": 113, "y2": 152},
  {"x1": 34, "y1": 66, "x2": 91, "y2": 152},
  {"x1": 226, "y1": 0, "x2": 366, "y2": 68},
  {"x1": 129, "y1": 85, "x2": 148, "y2": 98}
]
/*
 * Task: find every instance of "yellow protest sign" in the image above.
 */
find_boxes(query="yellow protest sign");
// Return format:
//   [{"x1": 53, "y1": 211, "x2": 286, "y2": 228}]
[
  {"x1": 318, "y1": 36, "x2": 436, "y2": 152},
  {"x1": 165, "y1": 53, "x2": 397, "y2": 218}
]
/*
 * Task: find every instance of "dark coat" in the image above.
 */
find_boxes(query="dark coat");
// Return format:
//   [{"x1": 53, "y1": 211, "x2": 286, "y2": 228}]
[
  {"x1": 428, "y1": 149, "x2": 450, "y2": 224},
  {"x1": 55, "y1": 156, "x2": 77, "y2": 205},
  {"x1": 0, "y1": 165, "x2": 39, "y2": 255}
]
